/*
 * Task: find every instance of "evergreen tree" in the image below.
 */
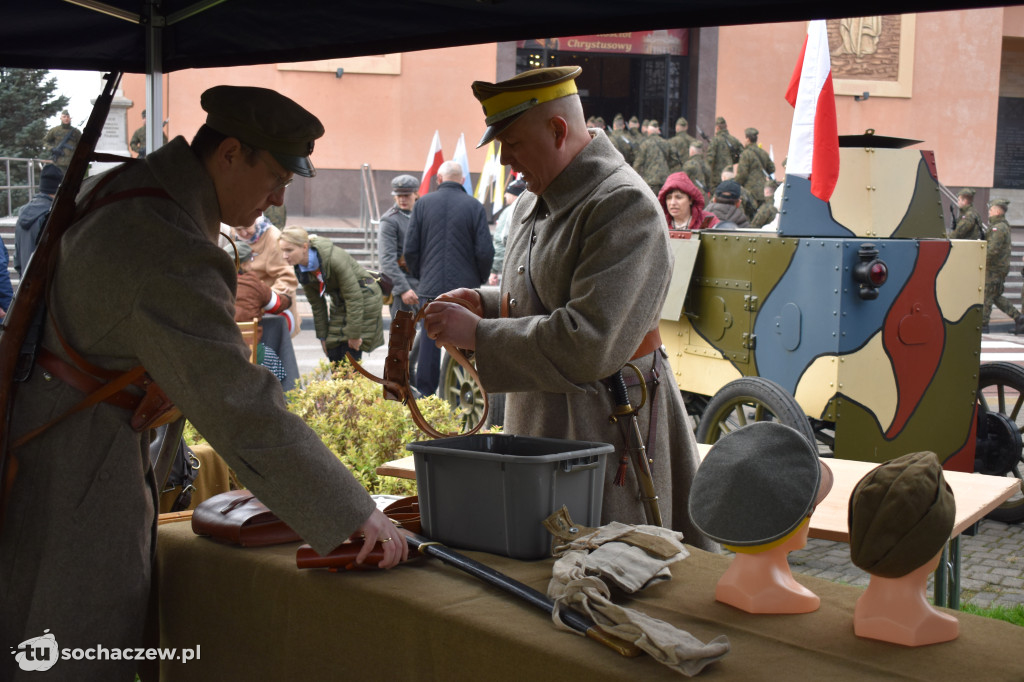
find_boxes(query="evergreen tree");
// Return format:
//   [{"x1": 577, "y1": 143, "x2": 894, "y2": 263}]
[{"x1": 0, "y1": 68, "x2": 68, "y2": 160}]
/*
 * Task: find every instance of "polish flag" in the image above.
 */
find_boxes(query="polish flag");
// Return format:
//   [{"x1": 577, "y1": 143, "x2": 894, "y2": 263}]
[
  {"x1": 453, "y1": 133, "x2": 474, "y2": 195},
  {"x1": 419, "y1": 130, "x2": 444, "y2": 195},
  {"x1": 785, "y1": 20, "x2": 839, "y2": 202}
]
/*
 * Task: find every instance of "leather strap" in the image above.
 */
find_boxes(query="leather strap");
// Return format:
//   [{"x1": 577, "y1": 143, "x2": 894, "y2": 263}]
[
  {"x1": 348, "y1": 306, "x2": 489, "y2": 439},
  {"x1": 35, "y1": 347, "x2": 142, "y2": 412},
  {"x1": 630, "y1": 328, "x2": 662, "y2": 361}
]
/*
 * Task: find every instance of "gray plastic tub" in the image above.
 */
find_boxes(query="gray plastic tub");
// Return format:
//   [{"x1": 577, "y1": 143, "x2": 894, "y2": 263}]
[{"x1": 407, "y1": 434, "x2": 612, "y2": 560}]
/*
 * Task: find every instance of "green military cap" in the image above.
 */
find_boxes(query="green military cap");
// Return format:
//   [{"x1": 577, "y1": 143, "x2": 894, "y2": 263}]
[
  {"x1": 629, "y1": 116, "x2": 639, "y2": 124},
  {"x1": 848, "y1": 451, "x2": 955, "y2": 579},
  {"x1": 957, "y1": 187, "x2": 975, "y2": 198},
  {"x1": 613, "y1": 113, "x2": 624, "y2": 123},
  {"x1": 688, "y1": 422, "x2": 833, "y2": 548},
  {"x1": 690, "y1": 139, "x2": 704, "y2": 150},
  {"x1": 745, "y1": 127, "x2": 758, "y2": 138},
  {"x1": 61, "y1": 109, "x2": 70, "y2": 116},
  {"x1": 715, "y1": 116, "x2": 727, "y2": 126},
  {"x1": 471, "y1": 66, "x2": 582, "y2": 148},
  {"x1": 676, "y1": 117, "x2": 688, "y2": 128},
  {"x1": 201, "y1": 85, "x2": 325, "y2": 178},
  {"x1": 648, "y1": 119, "x2": 660, "y2": 129},
  {"x1": 594, "y1": 116, "x2": 605, "y2": 128},
  {"x1": 989, "y1": 198, "x2": 1010, "y2": 210}
]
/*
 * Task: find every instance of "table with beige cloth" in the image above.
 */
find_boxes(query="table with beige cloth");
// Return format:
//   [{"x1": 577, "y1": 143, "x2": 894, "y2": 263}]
[{"x1": 155, "y1": 521, "x2": 1024, "y2": 681}]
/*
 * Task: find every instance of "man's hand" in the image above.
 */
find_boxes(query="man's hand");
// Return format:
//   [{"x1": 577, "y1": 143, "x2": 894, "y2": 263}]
[
  {"x1": 355, "y1": 508, "x2": 409, "y2": 568},
  {"x1": 347, "y1": 338, "x2": 362, "y2": 351},
  {"x1": 423, "y1": 291, "x2": 482, "y2": 350},
  {"x1": 487, "y1": 273, "x2": 499, "y2": 286},
  {"x1": 400, "y1": 289, "x2": 419, "y2": 306}
]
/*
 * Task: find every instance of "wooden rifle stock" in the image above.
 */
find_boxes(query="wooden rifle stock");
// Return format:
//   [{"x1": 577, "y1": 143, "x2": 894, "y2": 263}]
[{"x1": 0, "y1": 72, "x2": 124, "y2": 520}]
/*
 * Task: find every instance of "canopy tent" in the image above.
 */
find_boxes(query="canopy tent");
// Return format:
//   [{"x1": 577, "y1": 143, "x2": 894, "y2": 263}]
[
  {"x1": 0, "y1": 0, "x2": 1004, "y2": 152},
  {"x1": 0, "y1": 0, "x2": 1002, "y2": 73}
]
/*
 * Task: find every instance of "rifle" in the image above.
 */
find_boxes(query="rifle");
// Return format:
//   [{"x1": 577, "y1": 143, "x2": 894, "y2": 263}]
[
  {"x1": 948, "y1": 203, "x2": 957, "y2": 235},
  {"x1": 0, "y1": 72, "x2": 123, "y2": 522},
  {"x1": 696, "y1": 126, "x2": 711, "y2": 145}
]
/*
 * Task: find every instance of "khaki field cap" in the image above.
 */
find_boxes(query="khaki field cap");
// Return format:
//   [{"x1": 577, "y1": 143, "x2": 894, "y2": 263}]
[
  {"x1": 957, "y1": 187, "x2": 975, "y2": 198},
  {"x1": 990, "y1": 198, "x2": 1010, "y2": 210},
  {"x1": 201, "y1": 85, "x2": 325, "y2": 178},
  {"x1": 471, "y1": 66, "x2": 582, "y2": 147},
  {"x1": 688, "y1": 422, "x2": 833, "y2": 548},
  {"x1": 745, "y1": 127, "x2": 758, "y2": 138},
  {"x1": 848, "y1": 451, "x2": 955, "y2": 579},
  {"x1": 715, "y1": 116, "x2": 727, "y2": 126}
]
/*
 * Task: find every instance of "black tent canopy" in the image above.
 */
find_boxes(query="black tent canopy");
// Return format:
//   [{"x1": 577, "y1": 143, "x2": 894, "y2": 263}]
[{"x1": 0, "y1": 0, "x2": 1001, "y2": 74}]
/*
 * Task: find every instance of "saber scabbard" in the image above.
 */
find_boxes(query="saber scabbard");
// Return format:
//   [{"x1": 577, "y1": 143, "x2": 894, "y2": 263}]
[
  {"x1": 405, "y1": 532, "x2": 641, "y2": 658},
  {"x1": 607, "y1": 366, "x2": 663, "y2": 527}
]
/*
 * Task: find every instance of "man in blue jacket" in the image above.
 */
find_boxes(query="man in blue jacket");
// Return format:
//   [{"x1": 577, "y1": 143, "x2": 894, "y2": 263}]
[{"x1": 404, "y1": 159, "x2": 493, "y2": 396}]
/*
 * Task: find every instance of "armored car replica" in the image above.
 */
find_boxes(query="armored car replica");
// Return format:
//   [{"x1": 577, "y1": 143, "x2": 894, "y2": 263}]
[{"x1": 661, "y1": 134, "x2": 1024, "y2": 522}]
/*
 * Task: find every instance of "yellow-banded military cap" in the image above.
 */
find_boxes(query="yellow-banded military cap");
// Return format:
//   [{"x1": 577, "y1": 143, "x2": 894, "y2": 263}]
[
  {"x1": 201, "y1": 85, "x2": 325, "y2": 178},
  {"x1": 471, "y1": 66, "x2": 582, "y2": 148}
]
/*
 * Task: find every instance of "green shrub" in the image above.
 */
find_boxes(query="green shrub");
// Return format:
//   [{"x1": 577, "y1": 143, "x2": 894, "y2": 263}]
[
  {"x1": 185, "y1": 360, "x2": 476, "y2": 496},
  {"x1": 283, "y1": 361, "x2": 464, "y2": 496}
]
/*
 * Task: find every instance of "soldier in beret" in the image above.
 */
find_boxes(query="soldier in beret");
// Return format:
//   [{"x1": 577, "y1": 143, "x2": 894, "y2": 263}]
[
  {"x1": 951, "y1": 187, "x2": 983, "y2": 240},
  {"x1": 1, "y1": 86, "x2": 406, "y2": 681},
  {"x1": 420, "y1": 67, "x2": 715, "y2": 549}
]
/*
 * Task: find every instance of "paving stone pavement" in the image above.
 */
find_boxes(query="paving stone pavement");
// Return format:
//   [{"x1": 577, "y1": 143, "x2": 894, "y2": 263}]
[{"x1": 786, "y1": 518, "x2": 1024, "y2": 609}]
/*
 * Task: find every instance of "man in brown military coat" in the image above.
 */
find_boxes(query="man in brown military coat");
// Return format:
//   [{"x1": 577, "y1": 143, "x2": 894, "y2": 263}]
[
  {"x1": 421, "y1": 67, "x2": 715, "y2": 550},
  {"x1": 1, "y1": 87, "x2": 405, "y2": 681}
]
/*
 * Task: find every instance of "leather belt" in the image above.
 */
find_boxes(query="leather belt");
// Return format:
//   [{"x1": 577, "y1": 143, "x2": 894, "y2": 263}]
[
  {"x1": 631, "y1": 328, "x2": 662, "y2": 361},
  {"x1": 36, "y1": 347, "x2": 141, "y2": 412}
]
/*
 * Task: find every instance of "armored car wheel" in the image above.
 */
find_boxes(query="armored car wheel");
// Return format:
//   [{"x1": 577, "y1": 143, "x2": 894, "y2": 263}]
[
  {"x1": 976, "y1": 362, "x2": 1024, "y2": 524},
  {"x1": 695, "y1": 377, "x2": 816, "y2": 448},
  {"x1": 438, "y1": 350, "x2": 504, "y2": 430}
]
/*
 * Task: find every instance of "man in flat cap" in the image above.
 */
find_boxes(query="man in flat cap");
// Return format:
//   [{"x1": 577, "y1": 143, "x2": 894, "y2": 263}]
[
  {"x1": 982, "y1": 197, "x2": 1023, "y2": 334},
  {"x1": 42, "y1": 108, "x2": 82, "y2": 171},
  {"x1": 420, "y1": 67, "x2": 715, "y2": 550},
  {"x1": 1, "y1": 86, "x2": 406, "y2": 681},
  {"x1": 706, "y1": 116, "x2": 742, "y2": 190},
  {"x1": 734, "y1": 127, "x2": 774, "y2": 209},
  {"x1": 951, "y1": 187, "x2": 983, "y2": 241},
  {"x1": 378, "y1": 173, "x2": 422, "y2": 320}
]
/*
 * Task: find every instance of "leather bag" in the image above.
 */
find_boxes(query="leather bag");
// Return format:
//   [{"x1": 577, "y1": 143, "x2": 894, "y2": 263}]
[
  {"x1": 191, "y1": 489, "x2": 301, "y2": 547},
  {"x1": 296, "y1": 496, "x2": 421, "y2": 571}
]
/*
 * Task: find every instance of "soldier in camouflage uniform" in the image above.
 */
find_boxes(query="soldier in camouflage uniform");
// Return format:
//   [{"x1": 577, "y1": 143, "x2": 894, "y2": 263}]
[
  {"x1": 682, "y1": 139, "x2": 712, "y2": 203},
  {"x1": 706, "y1": 116, "x2": 743, "y2": 189},
  {"x1": 632, "y1": 120, "x2": 678, "y2": 196},
  {"x1": 626, "y1": 116, "x2": 642, "y2": 145},
  {"x1": 983, "y1": 198, "x2": 1022, "y2": 333},
  {"x1": 42, "y1": 110, "x2": 82, "y2": 171},
  {"x1": 735, "y1": 127, "x2": 775, "y2": 208},
  {"x1": 951, "y1": 188, "x2": 984, "y2": 240},
  {"x1": 609, "y1": 114, "x2": 635, "y2": 165},
  {"x1": 668, "y1": 117, "x2": 696, "y2": 172},
  {"x1": 750, "y1": 182, "x2": 779, "y2": 229}
]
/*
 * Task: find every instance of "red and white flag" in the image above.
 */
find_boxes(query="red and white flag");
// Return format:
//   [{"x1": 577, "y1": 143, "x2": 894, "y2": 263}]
[
  {"x1": 419, "y1": 130, "x2": 444, "y2": 195},
  {"x1": 785, "y1": 20, "x2": 839, "y2": 202}
]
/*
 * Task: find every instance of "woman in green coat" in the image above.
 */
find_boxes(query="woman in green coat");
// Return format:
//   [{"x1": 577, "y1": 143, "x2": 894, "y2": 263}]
[{"x1": 279, "y1": 226, "x2": 384, "y2": 362}]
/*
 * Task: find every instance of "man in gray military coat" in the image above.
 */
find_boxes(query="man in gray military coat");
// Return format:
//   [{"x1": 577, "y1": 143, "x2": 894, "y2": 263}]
[
  {"x1": 1, "y1": 86, "x2": 405, "y2": 681},
  {"x1": 421, "y1": 66, "x2": 715, "y2": 551}
]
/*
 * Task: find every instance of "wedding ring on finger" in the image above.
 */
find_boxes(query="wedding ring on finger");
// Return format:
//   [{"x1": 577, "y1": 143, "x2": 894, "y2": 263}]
[{"x1": 380, "y1": 537, "x2": 392, "y2": 544}]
